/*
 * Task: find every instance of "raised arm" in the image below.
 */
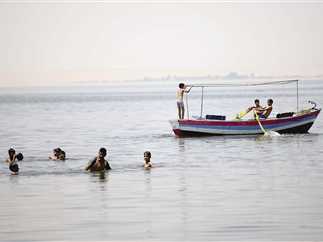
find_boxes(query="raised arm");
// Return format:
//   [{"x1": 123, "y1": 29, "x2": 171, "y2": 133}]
[{"x1": 184, "y1": 86, "x2": 192, "y2": 93}]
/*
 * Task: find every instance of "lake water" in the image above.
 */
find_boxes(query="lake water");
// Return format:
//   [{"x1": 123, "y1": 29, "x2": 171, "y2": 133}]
[{"x1": 1, "y1": 80, "x2": 323, "y2": 241}]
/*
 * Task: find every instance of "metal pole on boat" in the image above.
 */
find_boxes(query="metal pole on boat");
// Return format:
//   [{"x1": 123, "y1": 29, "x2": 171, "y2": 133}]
[
  {"x1": 186, "y1": 91, "x2": 189, "y2": 119},
  {"x1": 200, "y1": 87, "x2": 204, "y2": 118},
  {"x1": 296, "y1": 80, "x2": 299, "y2": 112}
]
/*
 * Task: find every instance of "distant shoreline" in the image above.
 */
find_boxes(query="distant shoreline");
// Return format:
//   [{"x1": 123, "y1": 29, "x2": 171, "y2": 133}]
[{"x1": 0, "y1": 76, "x2": 323, "y2": 89}]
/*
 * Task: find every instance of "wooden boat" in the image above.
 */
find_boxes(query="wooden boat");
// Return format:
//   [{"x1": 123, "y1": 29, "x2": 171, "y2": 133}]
[{"x1": 170, "y1": 80, "x2": 321, "y2": 137}]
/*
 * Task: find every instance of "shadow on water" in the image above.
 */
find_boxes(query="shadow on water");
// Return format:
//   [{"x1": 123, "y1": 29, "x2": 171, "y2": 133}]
[{"x1": 89, "y1": 171, "x2": 109, "y2": 183}]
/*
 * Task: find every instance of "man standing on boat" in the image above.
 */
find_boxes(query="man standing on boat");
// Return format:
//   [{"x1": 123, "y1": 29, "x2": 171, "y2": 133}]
[{"x1": 176, "y1": 83, "x2": 191, "y2": 119}]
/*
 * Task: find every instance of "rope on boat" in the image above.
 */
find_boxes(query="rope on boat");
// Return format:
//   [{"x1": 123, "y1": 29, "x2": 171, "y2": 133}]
[{"x1": 187, "y1": 79, "x2": 298, "y2": 88}]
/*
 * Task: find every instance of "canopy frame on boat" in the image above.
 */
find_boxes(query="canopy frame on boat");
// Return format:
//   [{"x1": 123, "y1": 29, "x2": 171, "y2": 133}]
[{"x1": 185, "y1": 79, "x2": 300, "y2": 119}]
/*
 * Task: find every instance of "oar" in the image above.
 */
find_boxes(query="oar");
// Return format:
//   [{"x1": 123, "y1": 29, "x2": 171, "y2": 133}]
[
  {"x1": 253, "y1": 110, "x2": 281, "y2": 136},
  {"x1": 235, "y1": 109, "x2": 250, "y2": 120},
  {"x1": 253, "y1": 110, "x2": 268, "y2": 135}
]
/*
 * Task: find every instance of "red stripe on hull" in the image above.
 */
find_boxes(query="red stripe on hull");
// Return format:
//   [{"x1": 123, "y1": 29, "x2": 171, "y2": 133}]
[
  {"x1": 173, "y1": 122, "x2": 315, "y2": 137},
  {"x1": 178, "y1": 109, "x2": 320, "y2": 127}
]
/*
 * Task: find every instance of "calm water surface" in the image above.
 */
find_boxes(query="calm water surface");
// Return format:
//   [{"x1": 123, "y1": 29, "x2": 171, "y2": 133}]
[{"x1": 1, "y1": 80, "x2": 323, "y2": 241}]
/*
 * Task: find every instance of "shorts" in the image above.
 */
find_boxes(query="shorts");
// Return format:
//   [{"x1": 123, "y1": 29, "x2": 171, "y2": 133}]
[{"x1": 177, "y1": 101, "x2": 184, "y2": 109}]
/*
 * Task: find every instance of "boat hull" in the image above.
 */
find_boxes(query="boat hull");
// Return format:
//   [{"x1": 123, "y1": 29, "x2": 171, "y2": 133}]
[{"x1": 170, "y1": 109, "x2": 320, "y2": 137}]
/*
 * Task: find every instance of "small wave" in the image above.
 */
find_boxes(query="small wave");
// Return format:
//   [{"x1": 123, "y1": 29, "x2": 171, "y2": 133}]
[{"x1": 152, "y1": 133, "x2": 174, "y2": 139}]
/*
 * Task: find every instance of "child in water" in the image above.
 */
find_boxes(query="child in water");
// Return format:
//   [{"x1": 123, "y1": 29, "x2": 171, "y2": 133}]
[
  {"x1": 85, "y1": 147, "x2": 111, "y2": 172},
  {"x1": 5, "y1": 148, "x2": 23, "y2": 175},
  {"x1": 49, "y1": 147, "x2": 66, "y2": 161},
  {"x1": 144, "y1": 151, "x2": 152, "y2": 169},
  {"x1": 58, "y1": 151, "x2": 66, "y2": 160}
]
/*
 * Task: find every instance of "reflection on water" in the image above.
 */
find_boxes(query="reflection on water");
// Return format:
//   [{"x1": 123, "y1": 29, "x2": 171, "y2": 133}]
[{"x1": 1, "y1": 81, "x2": 323, "y2": 241}]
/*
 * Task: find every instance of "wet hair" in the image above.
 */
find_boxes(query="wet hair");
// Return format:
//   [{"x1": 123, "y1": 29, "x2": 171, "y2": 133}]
[
  {"x1": 16, "y1": 153, "x2": 24, "y2": 161},
  {"x1": 254, "y1": 99, "x2": 260, "y2": 104},
  {"x1": 179, "y1": 83, "x2": 185, "y2": 88},
  {"x1": 268, "y1": 99, "x2": 273, "y2": 105},
  {"x1": 54, "y1": 148, "x2": 62, "y2": 153},
  {"x1": 59, "y1": 151, "x2": 66, "y2": 160},
  {"x1": 99, "y1": 147, "x2": 107, "y2": 155},
  {"x1": 8, "y1": 148, "x2": 16, "y2": 154},
  {"x1": 9, "y1": 164, "x2": 19, "y2": 173},
  {"x1": 144, "y1": 151, "x2": 151, "y2": 158}
]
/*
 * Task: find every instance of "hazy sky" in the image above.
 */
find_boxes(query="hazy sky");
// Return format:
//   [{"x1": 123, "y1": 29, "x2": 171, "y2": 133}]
[{"x1": 0, "y1": 2, "x2": 322, "y2": 87}]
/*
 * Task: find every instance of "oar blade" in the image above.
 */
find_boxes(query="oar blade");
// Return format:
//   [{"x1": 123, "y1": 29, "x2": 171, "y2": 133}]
[{"x1": 235, "y1": 110, "x2": 249, "y2": 120}]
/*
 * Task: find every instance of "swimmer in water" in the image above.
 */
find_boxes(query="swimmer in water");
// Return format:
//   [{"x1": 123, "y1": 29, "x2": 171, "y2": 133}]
[
  {"x1": 144, "y1": 151, "x2": 152, "y2": 169},
  {"x1": 49, "y1": 148, "x2": 66, "y2": 161},
  {"x1": 58, "y1": 150, "x2": 66, "y2": 160},
  {"x1": 5, "y1": 148, "x2": 23, "y2": 175},
  {"x1": 85, "y1": 147, "x2": 111, "y2": 172}
]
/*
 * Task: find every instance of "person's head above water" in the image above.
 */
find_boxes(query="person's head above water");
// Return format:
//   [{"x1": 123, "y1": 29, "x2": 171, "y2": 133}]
[
  {"x1": 16, "y1": 153, "x2": 23, "y2": 161},
  {"x1": 58, "y1": 151, "x2": 66, "y2": 160},
  {"x1": 98, "y1": 147, "x2": 107, "y2": 158},
  {"x1": 144, "y1": 151, "x2": 151, "y2": 163},
  {"x1": 8, "y1": 148, "x2": 15, "y2": 155},
  {"x1": 8, "y1": 148, "x2": 15, "y2": 159},
  {"x1": 179, "y1": 83, "x2": 185, "y2": 89},
  {"x1": 254, "y1": 99, "x2": 260, "y2": 106},
  {"x1": 53, "y1": 148, "x2": 62, "y2": 156},
  {"x1": 267, "y1": 99, "x2": 273, "y2": 106}
]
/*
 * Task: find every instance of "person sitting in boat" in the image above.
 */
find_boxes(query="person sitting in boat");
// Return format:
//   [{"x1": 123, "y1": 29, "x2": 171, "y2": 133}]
[
  {"x1": 243, "y1": 99, "x2": 264, "y2": 119},
  {"x1": 176, "y1": 83, "x2": 192, "y2": 119},
  {"x1": 49, "y1": 147, "x2": 66, "y2": 161},
  {"x1": 246, "y1": 99, "x2": 262, "y2": 113},
  {"x1": 257, "y1": 99, "x2": 273, "y2": 119},
  {"x1": 85, "y1": 147, "x2": 111, "y2": 172},
  {"x1": 5, "y1": 148, "x2": 23, "y2": 175},
  {"x1": 143, "y1": 151, "x2": 152, "y2": 169}
]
